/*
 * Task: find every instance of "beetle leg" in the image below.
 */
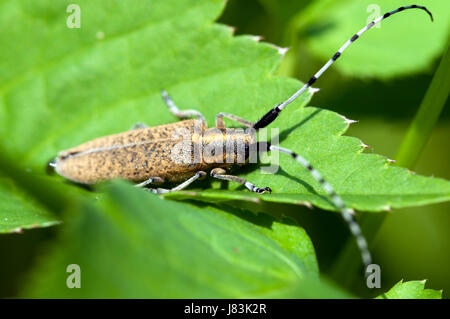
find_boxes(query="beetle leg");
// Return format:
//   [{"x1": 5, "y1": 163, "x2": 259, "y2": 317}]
[
  {"x1": 161, "y1": 90, "x2": 207, "y2": 125},
  {"x1": 135, "y1": 176, "x2": 165, "y2": 188},
  {"x1": 210, "y1": 168, "x2": 271, "y2": 194},
  {"x1": 215, "y1": 113, "x2": 254, "y2": 129},
  {"x1": 147, "y1": 171, "x2": 207, "y2": 194},
  {"x1": 130, "y1": 122, "x2": 149, "y2": 130}
]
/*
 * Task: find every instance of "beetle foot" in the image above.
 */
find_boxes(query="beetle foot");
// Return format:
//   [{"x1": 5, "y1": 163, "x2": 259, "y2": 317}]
[{"x1": 254, "y1": 187, "x2": 272, "y2": 194}]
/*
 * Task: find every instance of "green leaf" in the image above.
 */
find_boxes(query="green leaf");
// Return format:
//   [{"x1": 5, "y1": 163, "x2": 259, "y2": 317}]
[
  {"x1": 167, "y1": 106, "x2": 450, "y2": 212},
  {"x1": 0, "y1": 178, "x2": 59, "y2": 233},
  {"x1": 1, "y1": 0, "x2": 449, "y2": 233},
  {"x1": 0, "y1": 0, "x2": 309, "y2": 159},
  {"x1": 295, "y1": 0, "x2": 450, "y2": 78},
  {"x1": 22, "y1": 181, "x2": 353, "y2": 298},
  {"x1": 377, "y1": 280, "x2": 442, "y2": 299},
  {"x1": 0, "y1": 0, "x2": 311, "y2": 231}
]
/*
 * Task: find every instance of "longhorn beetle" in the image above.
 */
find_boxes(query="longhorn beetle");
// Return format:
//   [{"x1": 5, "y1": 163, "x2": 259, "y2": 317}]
[{"x1": 50, "y1": 5, "x2": 433, "y2": 273}]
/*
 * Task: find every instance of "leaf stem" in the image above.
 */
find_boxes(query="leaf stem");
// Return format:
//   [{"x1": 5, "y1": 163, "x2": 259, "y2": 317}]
[{"x1": 395, "y1": 42, "x2": 450, "y2": 168}]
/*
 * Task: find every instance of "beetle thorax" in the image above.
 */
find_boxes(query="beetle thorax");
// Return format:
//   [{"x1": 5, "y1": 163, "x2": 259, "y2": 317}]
[{"x1": 200, "y1": 127, "x2": 256, "y2": 166}]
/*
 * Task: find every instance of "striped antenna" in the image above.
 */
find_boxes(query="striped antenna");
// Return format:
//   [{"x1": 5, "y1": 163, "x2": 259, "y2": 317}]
[
  {"x1": 253, "y1": 5, "x2": 433, "y2": 130},
  {"x1": 253, "y1": 4, "x2": 433, "y2": 274},
  {"x1": 270, "y1": 145, "x2": 372, "y2": 271}
]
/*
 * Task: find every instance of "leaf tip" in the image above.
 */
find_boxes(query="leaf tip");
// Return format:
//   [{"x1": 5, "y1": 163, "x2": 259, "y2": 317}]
[
  {"x1": 297, "y1": 200, "x2": 313, "y2": 209},
  {"x1": 250, "y1": 35, "x2": 263, "y2": 42},
  {"x1": 308, "y1": 87, "x2": 320, "y2": 95},
  {"x1": 338, "y1": 114, "x2": 358, "y2": 125},
  {"x1": 226, "y1": 25, "x2": 236, "y2": 34},
  {"x1": 386, "y1": 158, "x2": 396, "y2": 164},
  {"x1": 266, "y1": 43, "x2": 289, "y2": 56},
  {"x1": 10, "y1": 227, "x2": 23, "y2": 234},
  {"x1": 277, "y1": 47, "x2": 289, "y2": 56}
]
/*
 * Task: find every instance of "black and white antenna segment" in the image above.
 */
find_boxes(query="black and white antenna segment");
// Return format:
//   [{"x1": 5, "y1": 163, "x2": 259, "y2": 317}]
[{"x1": 252, "y1": 5, "x2": 433, "y2": 271}]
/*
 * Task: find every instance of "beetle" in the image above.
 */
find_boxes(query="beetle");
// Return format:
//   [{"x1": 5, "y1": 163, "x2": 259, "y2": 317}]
[{"x1": 49, "y1": 5, "x2": 433, "y2": 272}]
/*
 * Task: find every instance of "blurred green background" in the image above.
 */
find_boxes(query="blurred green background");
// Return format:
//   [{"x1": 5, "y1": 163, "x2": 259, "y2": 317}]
[{"x1": 0, "y1": 0, "x2": 448, "y2": 298}]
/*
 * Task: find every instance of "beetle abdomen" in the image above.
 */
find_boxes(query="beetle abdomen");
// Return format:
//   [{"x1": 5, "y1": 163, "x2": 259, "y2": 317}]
[{"x1": 54, "y1": 120, "x2": 206, "y2": 184}]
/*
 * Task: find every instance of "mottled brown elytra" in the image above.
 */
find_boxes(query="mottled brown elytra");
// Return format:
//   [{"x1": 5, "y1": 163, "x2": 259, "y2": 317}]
[
  {"x1": 50, "y1": 6, "x2": 433, "y2": 274},
  {"x1": 53, "y1": 117, "x2": 257, "y2": 187}
]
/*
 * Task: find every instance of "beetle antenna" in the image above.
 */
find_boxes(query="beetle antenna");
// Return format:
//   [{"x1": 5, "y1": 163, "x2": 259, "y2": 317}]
[
  {"x1": 267, "y1": 143, "x2": 372, "y2": 272},
  {"x1": 253, "y1": 5, "x2": 433, "y2": 130}
]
